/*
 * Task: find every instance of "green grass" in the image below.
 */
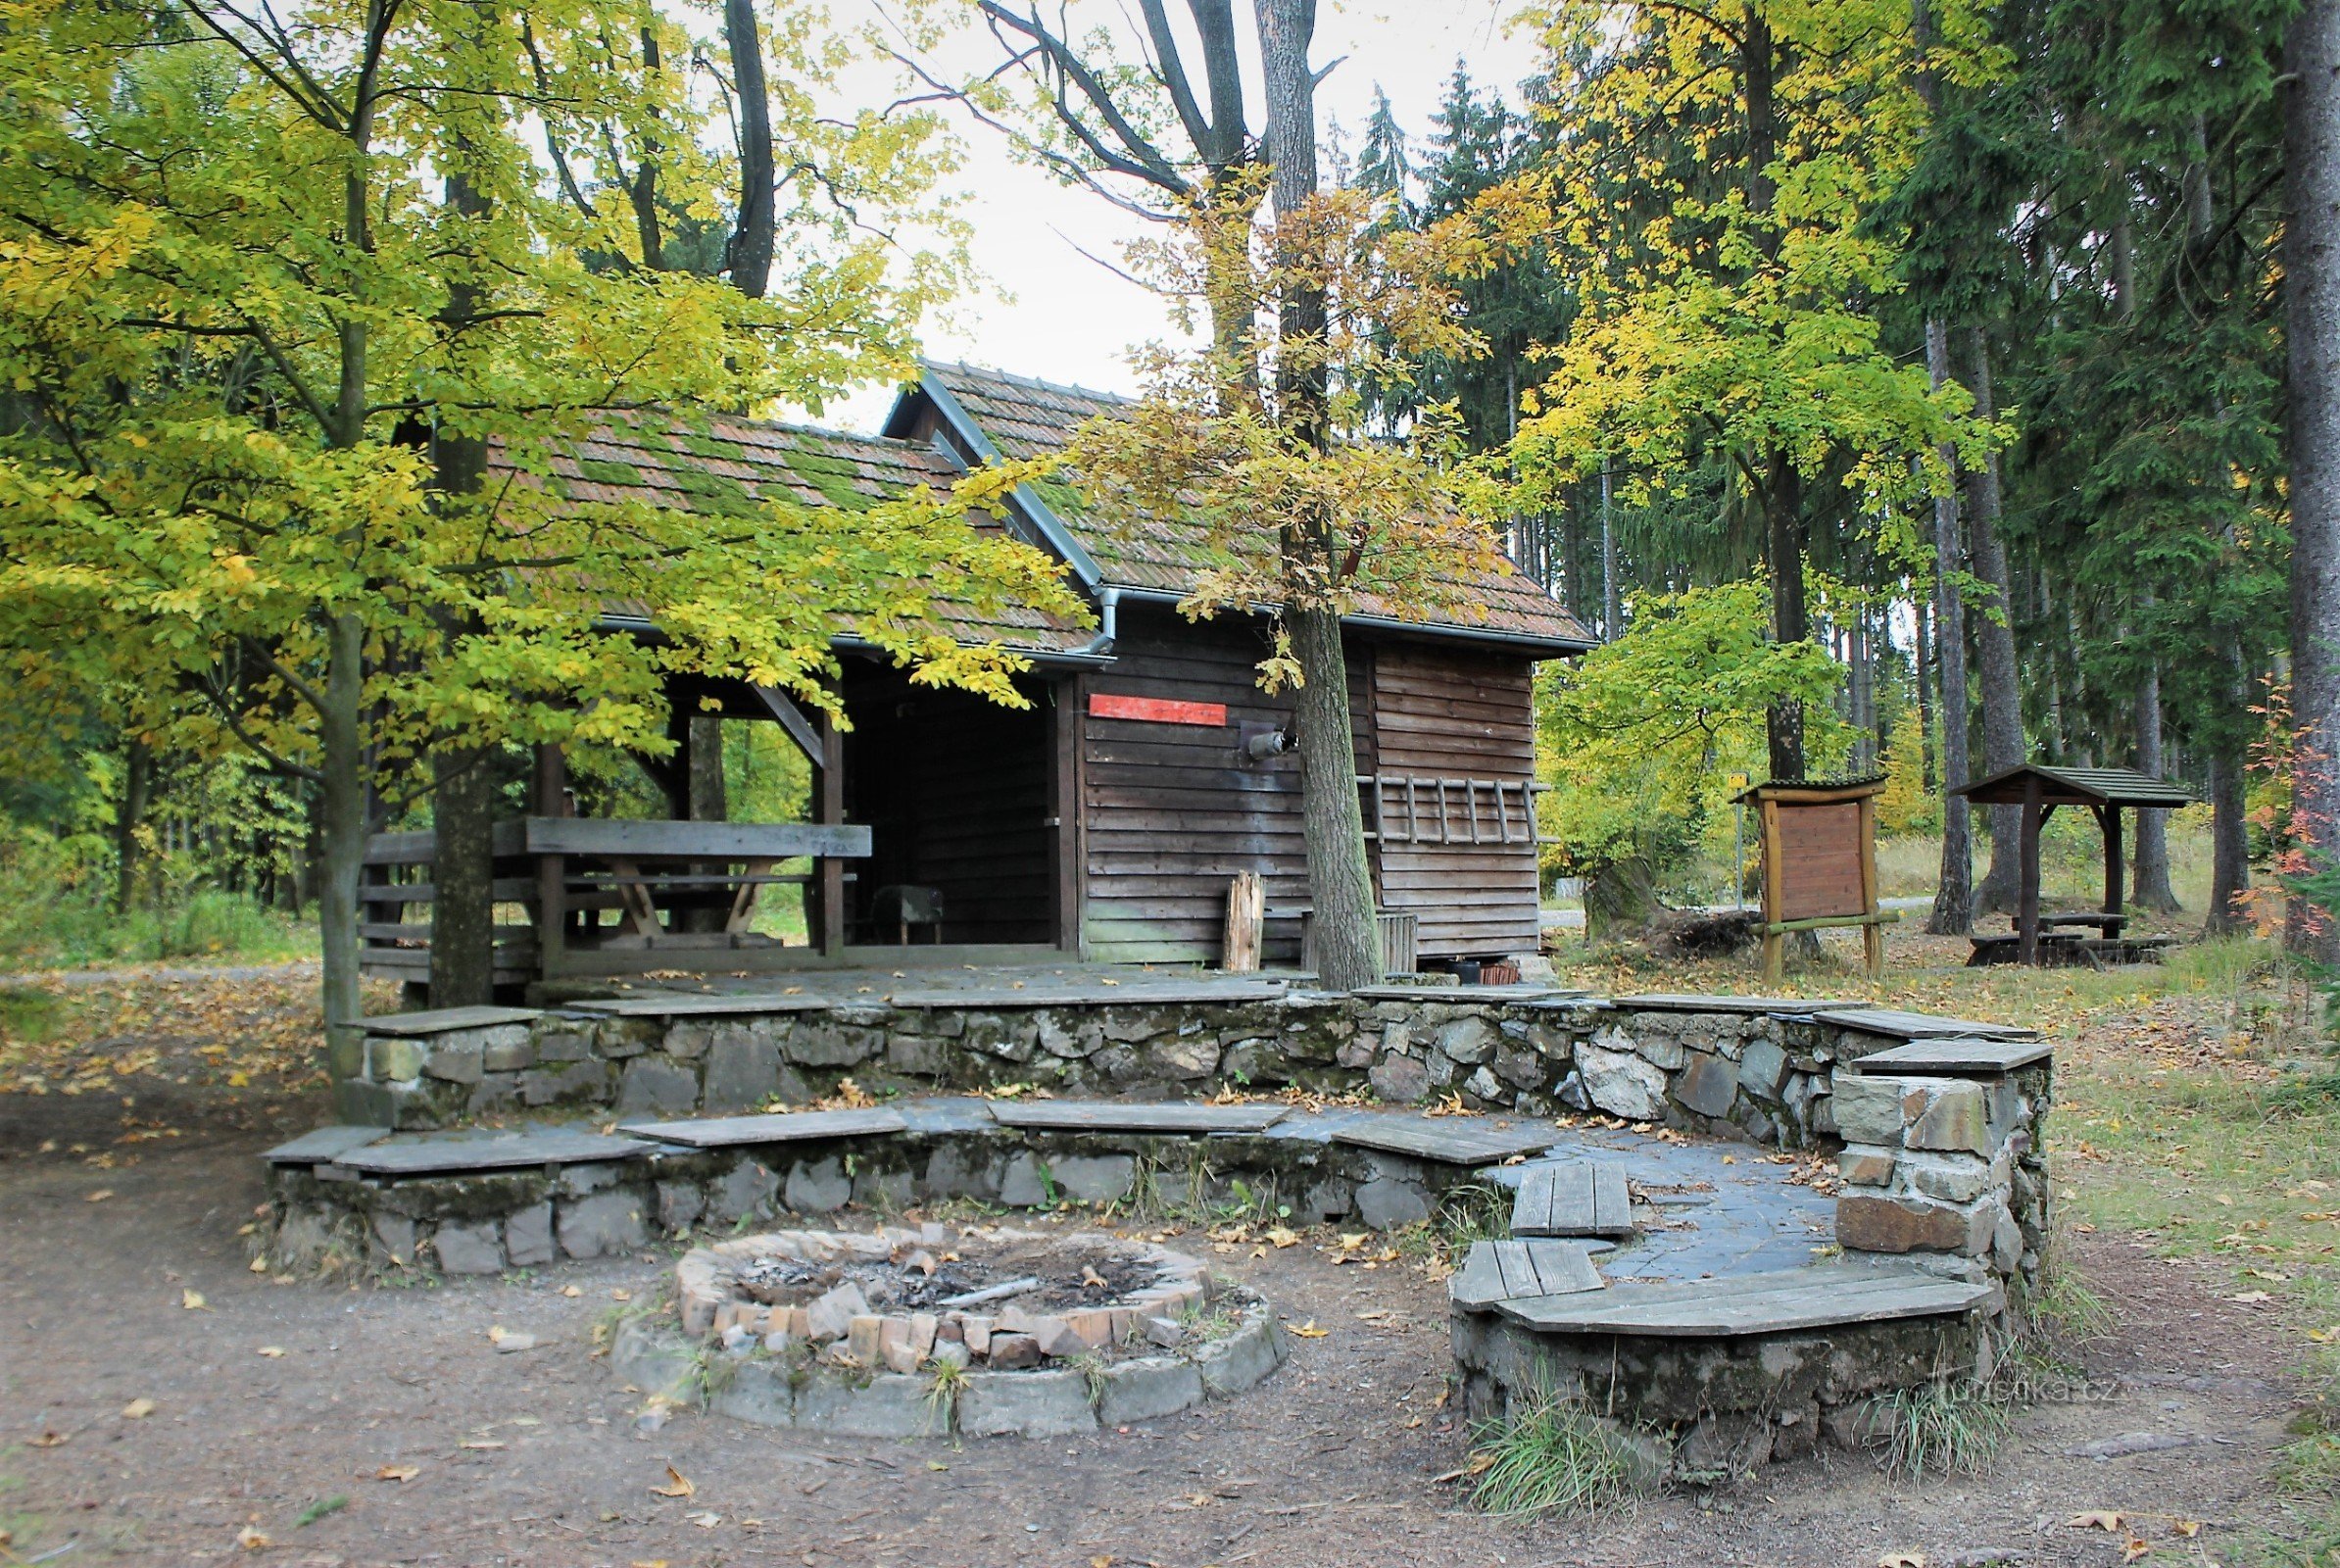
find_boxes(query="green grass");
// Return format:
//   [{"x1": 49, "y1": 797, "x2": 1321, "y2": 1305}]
[
  {"x1": 1881, "y1": 1375, "x2": 2016, "y2": 1479},
  {"x1": 0, "y1": 885, "x2": 314, "y2": 970},
  {"x1": 294, "y1": 1495, "x2": 349, "y2": 1528},
  {"x1": 1466, "y1": 1392, "x2": 1646, "y2": 1516}
]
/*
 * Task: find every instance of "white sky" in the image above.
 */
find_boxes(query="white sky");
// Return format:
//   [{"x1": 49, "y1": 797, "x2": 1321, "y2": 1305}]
[{"x1": 806, "y1": 0, "x2": 1543, "y2": 433}]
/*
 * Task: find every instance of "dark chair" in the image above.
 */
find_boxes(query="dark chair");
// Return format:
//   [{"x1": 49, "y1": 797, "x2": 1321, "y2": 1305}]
[{"x1": 868, "y1": 884, "x2": 945, "y2": 946}]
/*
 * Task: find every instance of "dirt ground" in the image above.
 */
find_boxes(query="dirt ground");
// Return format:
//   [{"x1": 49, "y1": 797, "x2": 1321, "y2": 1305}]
[{"x1": 0, "y1": 1107, "x2": 2312, "y2": 1568}]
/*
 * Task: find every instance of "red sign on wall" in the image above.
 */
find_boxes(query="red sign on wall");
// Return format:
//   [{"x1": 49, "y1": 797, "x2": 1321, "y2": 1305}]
[{"x1": 1088, "y1": 692, "x2": 1229, "y2": 727}]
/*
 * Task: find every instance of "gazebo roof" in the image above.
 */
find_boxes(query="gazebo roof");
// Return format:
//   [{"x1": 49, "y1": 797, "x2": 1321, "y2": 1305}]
[{"x1": 1951, "y1": 763, "x2": 2198, "y2": 808}]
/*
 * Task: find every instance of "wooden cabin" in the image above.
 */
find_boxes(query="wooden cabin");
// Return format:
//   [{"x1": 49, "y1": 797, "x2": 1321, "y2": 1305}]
[{"x1": 362, "y1": 363, "x2": 1594, "y2": 988}]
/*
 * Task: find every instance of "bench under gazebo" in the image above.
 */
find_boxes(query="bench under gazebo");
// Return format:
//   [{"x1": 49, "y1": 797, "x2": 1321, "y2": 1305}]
[{"x1": 1951, "y1": 763, "x2": 2198, "y2": 965}]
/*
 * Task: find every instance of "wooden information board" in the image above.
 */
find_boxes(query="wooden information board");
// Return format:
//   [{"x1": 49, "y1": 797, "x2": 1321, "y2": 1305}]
[{"x1": 1736, "y1": 778, "x2": 1891, "y2": 982}]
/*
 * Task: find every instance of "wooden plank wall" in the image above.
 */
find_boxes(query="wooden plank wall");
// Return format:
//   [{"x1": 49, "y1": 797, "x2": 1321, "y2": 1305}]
[
  {"x1": 1370, "y1": 642, "x2": 1541, "y2": 957},
  {"x1": 1080, "y1": 605, "x2": 1373, "y2": 963},
  {"x1": 841, "y1": 667, "x2": 1053, "y2": 945}
]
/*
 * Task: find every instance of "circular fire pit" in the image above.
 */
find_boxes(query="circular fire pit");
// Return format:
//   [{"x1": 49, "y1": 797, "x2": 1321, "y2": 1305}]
[{"x1": 613, "y1": 1223, "x2": 1287, "y2": 1438}]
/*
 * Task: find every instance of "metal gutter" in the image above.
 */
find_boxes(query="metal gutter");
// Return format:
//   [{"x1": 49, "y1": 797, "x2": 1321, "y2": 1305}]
[{"x1": 912, "y1": 368, "x2": 1105, "y2": 592}]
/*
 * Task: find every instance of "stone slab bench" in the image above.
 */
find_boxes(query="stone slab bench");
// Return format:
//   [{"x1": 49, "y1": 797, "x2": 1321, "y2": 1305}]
[
  {"x1": 359, "y1": 1004, "x2": 543, "y2": 1036},
  {"x1": 985, "y1": 1102, "x2": 1290, "y2": 1135},
  {"x1": 1611, "y1": 994, "x2": 1858, "y2": 1015},
  {"x1": 1838, "y1": 1038, "x2": 2055, "y2": 1076},
  {"x1": 1326, "y1": 1118, "x2": 1564, "y2": 1165},
  {"x1": 1450, "y1": 1239, "x2": 1604, "y2": 1306},
  {"x1": 1510, "y1": 1161, "x2": 1633, "y2": 1238},
  {"x1": 1807, "y1": 1007, "x2": 2034, "y2": 1043},
  {"x1": 328, "y1": 1130, "x2": 651, "y2": 1176},
  {"x1": 1493, "y1": 1263, "x2": 1993, "y2": 1337},
  {"x1": 620, "y1": 1108, "x2": 910, "y2": 1148},
  {"x1": 262, "y1": 1125, "x2": 390, "y2": 1165}
]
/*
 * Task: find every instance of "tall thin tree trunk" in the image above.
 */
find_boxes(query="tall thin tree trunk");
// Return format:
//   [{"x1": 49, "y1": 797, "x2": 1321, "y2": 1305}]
[
  {"x1": 1600, "y1": 455, "x2": 1619, "y2": 639},
  {"x1": 1924, "y1": 323, "x2": 1973, "y2": 934},
  {"x1": 114, "y1": 737, "x2": 151, "y2": 912},
  {"x1": 320, "y1": 612, "x2": 366, "y2": 1082},
  {"x1": 1765, "y1": 453, "x2": 1808, "y2": 780},
  {"x1": 2289, "y1": 0, "x2": 2340, "y2": 959},
  {"x1": 2207, "y1": 647, "x2": 2253, "y2": 935},
  {"x1": 1915, "y1": 593, "x2": 1935, "y2": 791},
  {"x1": 1255, "y1": 0, "x2": 1378, "y2": 990},
  {"x1": 1962, "y1": 327, "x2": 2026, "y2": 913},
  {"x1": 722, "y1": 0, "x2": 776, "y2": 298},
  {"x1": 2131, "y1": 595, "x2": 2180, "y2": 910}
]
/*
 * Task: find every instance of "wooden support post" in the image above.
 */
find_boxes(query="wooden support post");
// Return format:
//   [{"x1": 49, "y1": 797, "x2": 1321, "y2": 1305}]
[
  {"x1": 817, "y1": 708, "x2": 846, "y2": 956},
  {"x1": 2018, "y1": 775, "x2": 2043, "y2": 964},
  {"x1": 532, "y1": 743, "x2": 567, "y2": 979},
  {"x1": 1859, "y1": 792, "x2": 1883, "y2": 980},
  {"x1": 1050, "y1": 674, "x2": 1083, "y2": 954},
  {"x1": 1759, "y1": 798, "x2": 1784, "y2": 985},
  {"x1": 2098, "y1": 803, "x2": 2123, "y2": 920}
]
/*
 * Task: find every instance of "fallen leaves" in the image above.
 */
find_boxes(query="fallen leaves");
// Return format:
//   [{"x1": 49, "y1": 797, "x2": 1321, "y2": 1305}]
[
  {"x1": 2225, "y1": 1290, "x2": 2272, "y2": 1305},
  {"x1": 2069, "y1": 1510, "x2": 2124, "y2": 1532},
  {"x1": 233, "y1": 1525, "x2": 270, "y2": 1551},
  {"x1": 29, "y1": 1430, "x2": 69, "y2": 1447},
  {"x1": 85, "y1": 1188, "x2": 113, "y2": 1202},
  {"x1": 1286, "y1": 1320, "x2": 1330, "y2": 1338},
  {"x1": 257, "y1": 1346, "x2": 285, "y2": 1358},
  {"x1": 375, "y1": 1464, "x2": 418, "y2": 1483},
  {"x1": 685, "y1": 1510, "x2": 722, "y2": 1529},
  {"x1": 181, "y1": 1288, "x2": 207, "y2": 1310},
  {"x1": 121, "y1": 1397, "x2": 155, "y2": 1419},
  {"x1": 650, "y1": 1465, "x2": 695, "y2": 1498},
  {"x1": 486, "y1": 1325, "x2": 539, "y2": 1352},
  {"x1": 1877, "y1": 1552, "x2": 1927, "y2": 1568},
  {"x1": 249, "y1": 1254, "x2": 269, "y2": 1273}
]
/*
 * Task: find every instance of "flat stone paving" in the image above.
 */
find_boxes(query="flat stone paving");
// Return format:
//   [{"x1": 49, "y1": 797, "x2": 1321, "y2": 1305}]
[{"x1": 1478, "y1": 1129, "x2": 1838, "y2": 1285}]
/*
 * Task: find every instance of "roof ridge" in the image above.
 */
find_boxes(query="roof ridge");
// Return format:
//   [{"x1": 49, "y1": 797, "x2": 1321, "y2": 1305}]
[
  {"x1": 594, "y1": 404, "x2": 944, "y2": 454},
  {"x1": 923, "y1": 357, "x2": 1135, "y2": 408}
]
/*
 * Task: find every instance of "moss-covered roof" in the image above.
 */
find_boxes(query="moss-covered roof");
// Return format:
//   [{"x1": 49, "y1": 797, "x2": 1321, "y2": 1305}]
[
  {"x1": 493, "y1": 409, "x2": 1095, "y2": 657},
  {"x1": 920, "y1": 362, "x2": 1598, "y2": 651}
]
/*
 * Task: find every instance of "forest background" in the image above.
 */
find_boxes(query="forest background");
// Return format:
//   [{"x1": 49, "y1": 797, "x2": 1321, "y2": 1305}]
[{"x1": 0, "y1": 0, "x2": 2315, "y2": 972}]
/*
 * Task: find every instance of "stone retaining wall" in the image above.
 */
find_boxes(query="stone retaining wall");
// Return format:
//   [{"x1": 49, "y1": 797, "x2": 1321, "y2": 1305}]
[{"x1": 336, "y1": 995, "x2": 1884, "y2": 1148}]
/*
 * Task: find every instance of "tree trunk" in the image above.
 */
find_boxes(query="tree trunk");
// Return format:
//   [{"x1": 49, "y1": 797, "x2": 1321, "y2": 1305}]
[
  {"x1": 429, "y1": 746, "x2": 497, "y2": 1007},
  {"x1": 1289, "y1": 607, "x2": 1381, "y2": 987},
  {"x1": 427, "y1": 165, "x2": 497, "y2": 1006},
  {"x1": 1600, "y1": 456, "x2": 1620, "y2": 639},
  {"x1": 114, "y1": 737, "x2": 151, "y2": 913},
  {"x1": 690, "y1": 716, "x2": 728, "y2": 821},
  {"x1": 1584, "y1": 854, "x2": 1661, "y2": 945},
  {"x1": 1924, "y1": 320, "x2": 1973, "y2": 934},
  {"x1": 1961, "y1": 327, "x2": 2026, "y2": 914},
  {"x1": 1914, "y1": 594, "x2": 1935, "y2": 792},
  {"x1": 1765, "y1": 451, "x2": 1807, "y2": 780},
  {"x1": 1254, "y1": 0, "x2": 1377, "y2": 990},
  {"x1": 2207, "y1": 737, "x2": 2253, "y2": 935},
  {"x1": 2131, "y1": 597, "x2": 2180, "y2": 910},
  {"x1": 2288, "y1": 0, "x2": 2340, "y2": 960},
  {"x1": 722, "y1": 0, "x2": 776, "y2": 298},
  {"x1": 319, "y1": 612, "x2": 366, "y2": 1074}
]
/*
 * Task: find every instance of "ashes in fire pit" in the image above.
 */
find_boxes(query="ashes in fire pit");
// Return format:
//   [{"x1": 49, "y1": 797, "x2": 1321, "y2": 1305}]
[
  {"x1": 627, "y1": 1224, "x2": 1289, "y2": 1438},
  {"x1": 680, "y1": 1224, "x2": 1208, "y2": 1372}
]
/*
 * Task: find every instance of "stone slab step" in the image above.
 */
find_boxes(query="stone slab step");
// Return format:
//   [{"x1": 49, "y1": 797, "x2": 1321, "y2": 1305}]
[
  {"x1": 1348, "y1": 985, "x2": 1583, "y2": 1004},
  {"x1": 1809, "y1": 1007, "x2": 2034, "y2": 1043},
  {"x1": 1495, "y1": 1265, "x2": 1995, "y2": 1338},
  {"x1": 568, "y1": 994, "x2": 834, "y2": 1017},
  {"x1": 361, "y1": 1005, "x2": 541, "y2": 1037},
  {"x1": 985, "y1": 1102, "x2": 1289, "y2": 1135},
  {"x1": 330, "y1": 1131, "x2": 652, "y2": 1176},
  {"x1": 881, "y1": 982, "x2": 1288, "y2": 1008},
  {"x1": 263, "y1": 1125, "x2": 390, "y2": 1165},
  {"x1": 1450, "y1": 1240, "x2": 1605, "y2": 1307},
  {"x1": 1510, "y1": 1161, "x2": 1633, "y2": 1238},
  {"x1": 619, "y1": 1109, "x2": 910, "y2": 1148},
  {"x1": 1841, "y1": 1038, "x2": 2054, "y2": 1075},
  {"x1": 1328, "y1": 1118, "x2": 1563, "y2": 1166}
]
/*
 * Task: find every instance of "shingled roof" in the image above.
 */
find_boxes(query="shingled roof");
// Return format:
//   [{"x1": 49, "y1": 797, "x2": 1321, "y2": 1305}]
[
  {"x1": 489, "y1": 409, "x2": 1097, "y2": 658},
  {"x1": 894, "y1": 361, "x2": 1597, "y2": 653}
]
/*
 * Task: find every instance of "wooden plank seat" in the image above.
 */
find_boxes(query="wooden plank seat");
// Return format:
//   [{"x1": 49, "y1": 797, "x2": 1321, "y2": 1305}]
[
  {"x1": 1329, "y1": 1118, "x2": 1564, "y2": 1165},
  {"x1": 329, "y1": 1131, "x2": 651, "y2": 1176},
  {"x1": 619, "y1": 1108, "x2": 909, "y2": 1148},
  {"x1": 1450, "y1": 1239, "x2": 1604, "y2": 1307},
  {"x1": 1510, "y1": 1161, "x2": 1633, "y2": 1238},
  {"x1": 984, "y1": 1102, "x2": 1290, "y2": 1135},
  {"x1": 1495, "y1": 1264, "x2": 1994, "y2": 1337}
]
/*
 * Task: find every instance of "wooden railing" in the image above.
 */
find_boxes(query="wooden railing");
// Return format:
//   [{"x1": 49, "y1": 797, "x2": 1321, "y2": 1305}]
[{"x1": 1357, "y1": 773, "x2": 1556, "y2": 847}]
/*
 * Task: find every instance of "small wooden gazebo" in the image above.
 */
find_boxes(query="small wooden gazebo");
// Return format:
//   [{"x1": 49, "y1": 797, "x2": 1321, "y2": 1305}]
[{"x1": 1951, "y1": 763, "x2": 2199, "y2": 964}]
